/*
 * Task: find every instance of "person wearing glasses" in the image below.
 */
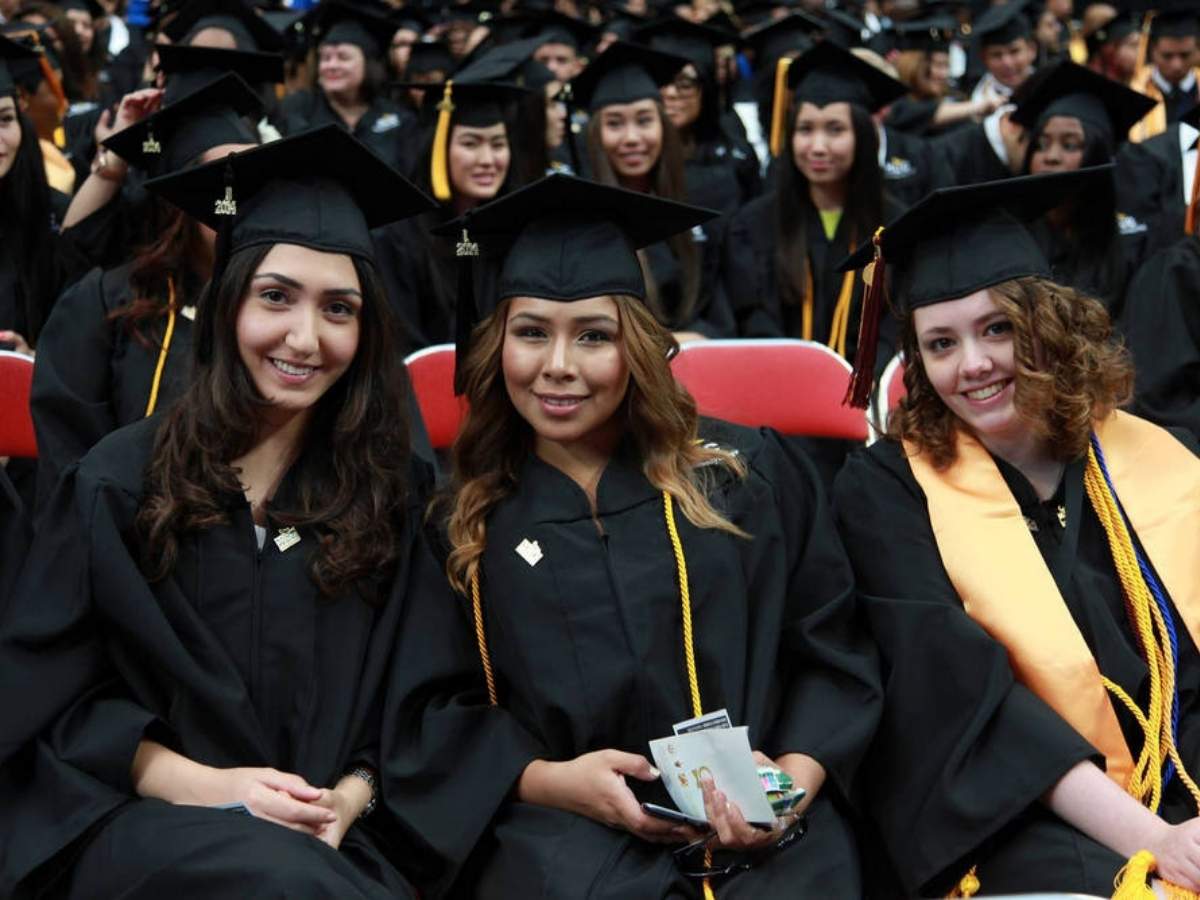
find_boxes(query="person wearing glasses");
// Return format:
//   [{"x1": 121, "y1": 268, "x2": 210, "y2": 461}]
[{"x1": 384, "y1": 174, "x2": 881, "y2": 898}]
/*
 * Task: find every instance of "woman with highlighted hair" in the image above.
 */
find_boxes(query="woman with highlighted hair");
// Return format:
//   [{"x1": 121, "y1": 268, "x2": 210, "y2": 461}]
[
  {"x1": 833, "y1": 167, "x2": 1200, "y2": 897},
  {"x1": 0, "y1": 126, "x2": 437, "y2": 898},
  {"x1": 384, "y1": 173, "x2": 881, "y2": 898}
]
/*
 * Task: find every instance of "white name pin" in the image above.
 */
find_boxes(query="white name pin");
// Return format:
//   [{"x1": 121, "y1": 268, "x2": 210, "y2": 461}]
[
  {"x1": 515, "y1": 538, "x2": 543, "y2": 567},
  {"x1": 274, "y1": 526, "x2": 301, "y2": 552}
]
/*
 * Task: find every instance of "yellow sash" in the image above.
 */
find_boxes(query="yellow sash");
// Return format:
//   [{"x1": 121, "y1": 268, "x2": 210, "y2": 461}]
[{"x1": 905, "y1": 411, "x2": 1200, "y2": 789}]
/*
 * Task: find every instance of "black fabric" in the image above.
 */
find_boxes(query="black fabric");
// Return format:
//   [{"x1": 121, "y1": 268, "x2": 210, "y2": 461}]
[
  {"x1": 832, "y1": 436, "x2": 1200, "y2": 895},
  {"x1": 881, "y1": 125, "x2": 955, "y2": 209},
  {"x1": 569, "y1": 41, "x2": 687, "y2": 113},
  {"x1": 274, "y1": 89, "x2": 418, "y2": 175},
  {"x1": 1010, "y1": 60, "x2": 1157, "y2": 147},
  {"x1": 1114, "y1": 122, "x2": 1188, "y2": 231},
  {"x1": 388, "y1": 422, "x2": 881, "y2": 896},
  {"x1": 0, "y1": 465, "x2": 30, "y2": 614},
  {"x1": 1123, "y1": 234, "x2": 1200, "y2": 444},
  {"x1": 0, "y1": 418, "x2": 435, "y2": 895},
  {"x1": 163, "y1": 0, "x2": 284, "y2": 52},
  {"x1": 930, "y1": 120, "x2": 1011, "y2": 187},
  {"x1": 787, "y1": 41, "x2": 907, "y2": 113}
]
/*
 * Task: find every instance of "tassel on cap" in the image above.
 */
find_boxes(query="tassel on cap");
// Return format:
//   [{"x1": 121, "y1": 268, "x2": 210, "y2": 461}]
[
  {"x1": 453, "y1": 215, "x2": 478, "y2": 396},
  {"x1": 768, "y1": 56, "x2": 793, "y2": 158},
  {"x1": 431, "y1": 80, "x2": 455, "y2": 202},
  {"x1": 844, "y1": 225, "x2": 886, "y2": 409}
]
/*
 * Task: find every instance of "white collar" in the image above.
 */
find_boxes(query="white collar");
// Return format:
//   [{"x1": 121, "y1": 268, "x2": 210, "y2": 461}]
[
  {"x1": 1153, "y1": 67, "x2": 1197, "y2": 94},
  {"x1": 982, "y1": 104, "x2": 1013, "y2": 166},
  {"x1": 876, "y1": 124, "x2": 888, "y2": 167}
]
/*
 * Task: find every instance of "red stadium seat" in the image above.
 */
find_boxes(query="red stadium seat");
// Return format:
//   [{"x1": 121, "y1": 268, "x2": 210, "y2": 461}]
[
  {"x1": 670, "y1": 339, "x2": 869, "y2": 441},
  {"x1": 405, "y1": 344, "x2": 466, "y2": 451},
  {"x1": 0, "y1": 350, "x2": 36, "y2": 458}
]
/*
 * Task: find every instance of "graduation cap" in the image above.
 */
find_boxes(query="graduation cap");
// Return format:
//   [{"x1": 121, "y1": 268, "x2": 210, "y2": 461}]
[
  {"x1": 835, "y1": 165, "x2": 1114, "y2": 406},
  {"x1": 1149, "y1": 7, "x2": 1200, "y2": 41},
  {"x1": 0, "y1": 33, "x2": 38, "y2": 96},
  {"x1": 162, "y1": 0, "x2": 284, "y2": 52},
  {"x1": 453, "y1": 37, "x2": 558, "y2": 90},
  {"x1": 1009, "y1": 60, "x2": 1155, "y2": 145},
  {"x1": 59, "y1": 0, "x2": 106, "y2": 19},
  {"x1": 974, "y1": 0, "x2": 1034, "y2": 45},
  {"x1": 103, "y1": 72, "x2": 261, "y2": 176},
  {"x1": 143, "y1": 125, "x2": 435, "y2": 361},
  {"x1": 891, "y1": 14, "x2": 959, "y2": 51},
  {"x1": 821, "y1": 9, "x2": 870, "y2": 47},
  {"x1": 741, "y1": 12, "x2": 826, "y2": 69},
  {"x1": 1084, "y1": 9, "x2": 1141, "y2": 56},
  {"x1": 312, "y1": 1, "x2": 398, "y2": 59},
  {"x1": 429, "y1": 173, "x2": 718, "y2": 392},
  {"x1": 568, "y1": 40, "x2": 688, "y2": 112},
  {"x1": 405, "y1": 40, "x2": 455, "y2": 78},
  {"x1": 769, "y1": 40, "x2": 907, "y2": 155},
  {"x1": 501, "y1": 10, "x2": 601, "y2": 50},
  {"x1": 156, "y1": 43, "x2": 284, "y2": 101},
  {"x1": 413, "y1": 80, "x2": 536, "y2": 201},
  {"x1": 633, "y1": 17, "x2": 739, "y2": 76}
]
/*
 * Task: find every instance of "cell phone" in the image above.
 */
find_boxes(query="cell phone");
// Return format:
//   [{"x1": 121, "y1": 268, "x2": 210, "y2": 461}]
[{"x1": 641, "y1": 802, "x2": 710, "y2": 829}]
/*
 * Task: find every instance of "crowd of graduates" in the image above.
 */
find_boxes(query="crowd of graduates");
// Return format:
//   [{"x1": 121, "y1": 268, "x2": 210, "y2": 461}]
[{"x1": 0, "y1": 0, "x2": 1199, "y2": 897}]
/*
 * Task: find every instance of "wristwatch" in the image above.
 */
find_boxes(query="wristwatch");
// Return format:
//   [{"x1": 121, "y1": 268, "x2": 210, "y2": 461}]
[{"x1": 347, "y1": 765, "x2": 378, "y2": 818}]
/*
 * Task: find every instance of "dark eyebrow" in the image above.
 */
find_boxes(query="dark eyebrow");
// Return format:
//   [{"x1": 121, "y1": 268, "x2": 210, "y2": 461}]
[
  {"x1": 509, "y1": 312, "x2": 618, "y2": 326},
  {"x1": 919, "y1": 311, "x2": 1006, "y2": 337},
  {"x1": 253, "y1": 272, "x2": 362, "y2": 299}
]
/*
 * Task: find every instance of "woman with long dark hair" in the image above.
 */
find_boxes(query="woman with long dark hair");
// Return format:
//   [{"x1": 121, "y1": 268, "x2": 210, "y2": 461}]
[
  {"x1": 721, "y1": 41, "x2": 903, "y2": 363},
  {"x1": 385, "y1": 174, "x2": 881, "y2": 897},
  {"x1": 576, "y1": 41, "x2": 733, "y2": 340},
  {"x1": 1013, "y1": 60, "x2": 1158, "y2": 318},
  {"x1": 0, "y1": 127, "x2": 438, "y2": 898},
  {"x1": 834, "y1": 168, "x2": 1200, "y2": 897}
]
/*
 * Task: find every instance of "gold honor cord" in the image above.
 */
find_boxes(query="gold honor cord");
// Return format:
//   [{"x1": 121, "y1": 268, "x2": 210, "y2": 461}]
[
  {"x1": 800, "y1": 247, "x2": 857, "y2": 358},
  {"x1": 469, "y1": 492, "x2": 718, "y2": 898},
  {"x1": 144, "y1": 277, "x2": 177, "y2": 418}
]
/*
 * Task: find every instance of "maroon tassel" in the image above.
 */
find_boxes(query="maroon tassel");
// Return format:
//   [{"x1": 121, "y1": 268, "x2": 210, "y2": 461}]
[{"x1": 844, "y1": 227, "x2": 886, "y2": 409}]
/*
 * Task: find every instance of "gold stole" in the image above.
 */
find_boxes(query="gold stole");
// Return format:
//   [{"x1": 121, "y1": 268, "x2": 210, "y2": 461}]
[{"x1": 904, "y1": 411, "x2": 1200, "y2": 789}]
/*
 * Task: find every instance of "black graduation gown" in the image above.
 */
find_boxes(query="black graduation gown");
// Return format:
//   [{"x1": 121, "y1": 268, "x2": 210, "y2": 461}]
[
  {"x1": 388, "y1": 421, "x2": 882, "y2": 898},
  {"x1": 1025, "y1": 218, "x2": 1142, "y2": 317},
  {"x1": 0, "y1": 417, "x2": 433, "y2": 898},
  {"x1": 883, "y1": 96, "x2": 941, "y2": 137},
  {"x1": 0, "y1": 464, "x2": 30, "y2": 613},
  {"x1": 0, "y1": 221, "x2": 89, "y2": 346},
  {"x1": 833, "y1": 437, "x2": 1200, "y2": 897},
  {"x1": 930, "y1": 121, "x2": 1010, "y2": 187},
  {"x1": 1116, "y1": 124, "x2": 1188, "y2": 238},
  {"x1": 880, "y1": 126, "x2": 954, "y2": 211},
  {"x1": 370, "y1": 209, "x2": 455, "y2": 355},
  {"x1": 275, "y1": 89, "x2": 418, "y2": 175},
  {"x1": 642, "y1": 221, "x2": 734, "y2": 338},
  {"x1": 1123, "y1": 235, "x2": 1200, "y2": 443}
]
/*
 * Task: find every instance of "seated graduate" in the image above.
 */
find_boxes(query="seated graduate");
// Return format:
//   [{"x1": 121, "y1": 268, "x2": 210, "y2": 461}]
[
  {"x1": 31, "y1": 58, "x2": 265, "y2": 510},
  {"x1": 572, "y1": 41, "x2": 735, "y2": 341},
  {"x1": 371, "y1": 79, "x2": 533, "y2": 355},
  {"x1": 832, "y1": 168, "x2": 1200, "y2": 898},
  {"x1": 1118, "y1": 87, "x2": 1200, "y2": 238},
  {"x1": 721, "y1": 41, "x2": 904, "y2": 363},
  {"x1": 0, "y1": 126, "x2": 438, "y2": 898},
  {"x1": 385, "y1": 174, "x2": 882, "y2": 898},
  {"x1": 1011, "y1": 59, "x2": 1159, "y2": 317}
]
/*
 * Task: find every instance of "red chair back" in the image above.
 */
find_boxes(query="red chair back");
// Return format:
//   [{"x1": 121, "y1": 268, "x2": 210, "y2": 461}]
[
  {"x1": 0, "y1": 351, "x2": 36, "y2": 458},
  {"x1": 405, "y1": 344, "x2": 466, "y2": 451},
  {"x1": 670, "y1": 339, "x2": 868, "y2": 441}
]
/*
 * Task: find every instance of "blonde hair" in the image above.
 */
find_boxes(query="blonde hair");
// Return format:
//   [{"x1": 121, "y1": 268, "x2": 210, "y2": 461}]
[{"x1": 441, "y1": 294, "x2": 747, "y2": 594}]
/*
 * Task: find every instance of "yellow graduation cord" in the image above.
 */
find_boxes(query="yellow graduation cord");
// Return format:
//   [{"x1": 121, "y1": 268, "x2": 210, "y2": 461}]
[
  {"x1": 469, "y1": 491, "x2": 717, "y2": 899},
  {"x1": 801, "y1": 253, "x2": 856, "y2": 359},
  {"x1": 430, "y1": 81, "x2": 455, "y2": 202},
  {"x1": 144, "y1": 277, "x2": 177, "y2": 418}
]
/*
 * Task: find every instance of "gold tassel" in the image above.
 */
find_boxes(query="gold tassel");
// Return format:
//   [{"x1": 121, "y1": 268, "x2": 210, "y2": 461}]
[
  {"x1": 768, "y1": 57, "x2": 793, "y2": 158},
  {"x1": 430, "y1": 80, "x2": 455, "y2": 202},
  {"x1": 1112, "y1": 850, "x2": 1159, "y2": 899},
  {"x1": 945, "y1": 865, "x2": 979, "y2": 898}
]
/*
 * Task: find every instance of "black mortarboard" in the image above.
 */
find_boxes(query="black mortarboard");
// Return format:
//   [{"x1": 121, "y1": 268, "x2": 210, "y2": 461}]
[
  {"x1": 163, "y1": 0, "x2": 284, "y2": 51},
  {"x1": 313, "y1": 1, "x2": 398, "y2": 58},
  {"x1": 821, "y1": 9, "x2": 870, "y2": 47},
  {"x1": 633, "y1": 17, "x2": 738, "y2": 75},
  {"x1": 143, "y1": 125, "x2": 434, "y2": 361},
  {"x1": 0, "y1": 34, "x2": 38, "y2": 96},
  {"x1": 1085, "y1": 9, "x2": 1140, "y2": 56},
  {"x1": 835, "y1": 166, "x2": 1113, "y2": 405},
  {"x1": 405, "y1": 40, "x2": 455, "y2": 78},
  {"x1": 501, "y1": 10, "x2": 601, "y2": 50},
  {"x1": 1010, "y1": 60, "x2": 1155, "y2": 145},
  {"x1": 974, "y1": 0, "x2": 1034, "y2": 45},
  {"x1": 891, "y1": 14, "x2": 958, "y2": 51},
  {"x1": 741, "y1": 12, "x2": 825, "y2": 69},
  {"x1": 1150, "y1": 9, "x2": 1200, "y2": 41},
  {"x1": 431, "y1": 173, "x2": 717, "y2": 391},
  {"x1": 393, "y1": 8, "x2": 433, "y2": 36},
  {"x1": 156, "y1": 43, "x2": 284, "y2": 101},
  {"x1": 453, "y1": 36, "x2": 558, "y2": 90},
  {"x1": 104, "y1": 72, "x2": 261, "y2": 175},
  {"x1": 569, "y1": 40, "x2": 688, "y2": 112},
  {"x1": 59, "y1": 0, "x2": 106, "y2": 19}
]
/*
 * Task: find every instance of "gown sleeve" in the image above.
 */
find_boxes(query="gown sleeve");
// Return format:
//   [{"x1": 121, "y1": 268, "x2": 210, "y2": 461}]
[
  {"x1": 831, "y1": 444, "x2": 1099, "y2": 895},
  {"x1": 381, "y1": 528, "x2": 546, "y2": 896},
  {"x1": 0, "y1": 465, "x2": 30, "y2": 610},
  {"x1": 30, "y1": 267, "x2": 120, "y2": 512}
]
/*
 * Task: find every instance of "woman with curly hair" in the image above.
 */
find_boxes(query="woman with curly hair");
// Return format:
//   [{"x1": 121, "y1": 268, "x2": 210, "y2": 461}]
[
  {"x1": 832, "y1": 169, "x2": 1200, "y2": 898},
  {"x1": 383, "y1": 173, "x2": 881, "y2": 898},
  {"x1": 0, "y1": 127, "x2": 437, "y2": 898}
]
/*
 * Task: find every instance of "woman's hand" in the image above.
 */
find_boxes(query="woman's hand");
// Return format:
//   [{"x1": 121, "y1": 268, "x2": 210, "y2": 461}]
[
  {"x1": 0, "y1": 330, "x2": 33, "y2": 358},
  {"x1": 1145, "y1": 819, "x2": 1200, "y2": 891},
  {"x1": 311, "y1": 773, "x2": 371, "y2": 850},
  {"x1": 94, "y1": 87, "x2": 163, "y2": 145},
  {"x1": 518, "y1": 751, "x2": 706, "y2": 845},
  {"x1": 698, "y1": 751, "x2": 805, "y2": 853},
  {"x1": 219, "y1": 767, "x2": 336, "y2": 835}
]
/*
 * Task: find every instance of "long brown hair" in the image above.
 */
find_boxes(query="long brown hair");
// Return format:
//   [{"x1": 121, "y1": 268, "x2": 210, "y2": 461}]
[
  {"x1": 585, "y1": 103, "x2": 702, "y2": 329},
  {"x1": 137, "y1": 243, "x2": 413, "y2": 601},
  {"x1": 442, "y1": 294, "x2": 746, "y2": 594},
  {"x1": 887, "y1": 276, "x2": 1134, "y2": 469}
]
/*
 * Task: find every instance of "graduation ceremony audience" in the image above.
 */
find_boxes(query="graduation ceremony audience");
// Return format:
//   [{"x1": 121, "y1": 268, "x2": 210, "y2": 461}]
[{"x1": 0, "y1": 0, "x2": 1198, "y2": 897}]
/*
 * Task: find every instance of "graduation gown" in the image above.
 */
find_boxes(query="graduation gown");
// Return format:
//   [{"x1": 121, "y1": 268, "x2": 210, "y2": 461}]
[
  {"x1": 275, "y1": 90, "x2": 418, "y2": 175},
  {"x1": 880, "y1": 126, "x2": 953, "y2": 211},
  {"x1": 0, "y1": 464, "x2": 30, "y2": 613},
  {"x1": 0, "y1": 417, "x2": 433, "y2": 898},
  {"x1": 833, "y1": 436, "x2": 1200, "y2": 896},
  {"x1": 1116, "y1": 124, "x2": 1188, "y2": 237},
  {"x1": 370, "y1": 210, "x2": 455, "y2": 355},
  {"x1": 1123, "y1": 235, "x2": 1200, "y2": 443},
  {"x1": 930, "y1": 121, "x2": 1010, "y2": 188},
  {"x1": 387, "y1": 421, "x2": 882, "y2": 898},
  {"x1": 0, "y1": 221, "x2": 89, "y2": 346}
]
